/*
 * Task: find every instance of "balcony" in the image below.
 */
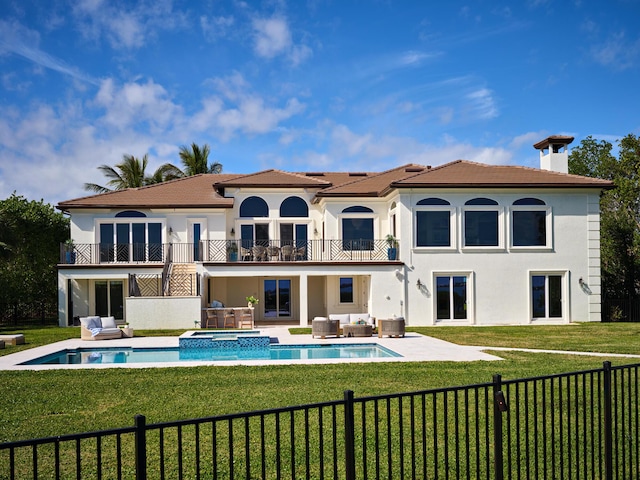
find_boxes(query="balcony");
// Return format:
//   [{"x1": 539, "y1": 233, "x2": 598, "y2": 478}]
[{"x1": 59, "y1": 239, "x2": 400, "y2": 265}]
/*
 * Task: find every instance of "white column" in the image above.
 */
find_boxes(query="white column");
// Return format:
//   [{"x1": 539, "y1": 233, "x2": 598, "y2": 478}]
[{"x1": 299, "y1": 274, "x2": 308, "y2": 326}]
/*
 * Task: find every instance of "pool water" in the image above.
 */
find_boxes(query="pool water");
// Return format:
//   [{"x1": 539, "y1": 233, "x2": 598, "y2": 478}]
[{"x1": 21, "y1": 344, "x2": 401, "y2": 365}]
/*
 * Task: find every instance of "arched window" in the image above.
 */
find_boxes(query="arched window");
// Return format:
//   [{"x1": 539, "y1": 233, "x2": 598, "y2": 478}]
[
  {"x1": 465, "y1": 198, "x2": 498, "y2": 206},
  {"x1": 417, "y1": 198, "x2": 450, "y2": 206},
  {"x1": 342, "y1": 206, "x2": 374, "y2": 213},
  {"x1": 416, "y1": 199, "x2": 452, "y2": 247},
  {"x1": 513, "y1": 198, "x2": 546, "y2": 206},
  {"x1": 512, "y1": 199, "x2": 548, "y2": 247},
  {"x1": 280, "y1": 196, "x2": 309, "y2": 217},
  {"x1": 464, "y1": 199, "x2": 500, "y2": 247},
  {"x1": 240, "y1": 196, "x2": 269, "y2": 217},
  {"x1": 341, "y1": 206, "x2": 374, "y2": 250},
  {"x1": 115, "y1": 210, "x2": 146, "y2": 218}
]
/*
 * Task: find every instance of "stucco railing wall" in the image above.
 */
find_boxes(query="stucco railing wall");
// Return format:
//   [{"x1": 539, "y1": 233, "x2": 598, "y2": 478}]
[{"x1": 125, "y1": 296, "x2": 201, "y2": 329}]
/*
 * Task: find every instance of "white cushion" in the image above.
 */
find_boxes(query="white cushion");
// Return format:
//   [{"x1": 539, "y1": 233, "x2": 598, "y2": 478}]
[
  {"x1": 80, "y1": 316, "x2": 101, "y2": 329},
  {"x1": 99, "y1": 328, "x2": 122, "y2": 335},
  {"x1": 329, "y1": 314, "x2": 350, "y2": 325},
  {"x1": 101, "y1": 316, "x2": 117, "y2": 328},
  {"x1": 313, "y1": 317, "x2": 327, "y2": 321}
]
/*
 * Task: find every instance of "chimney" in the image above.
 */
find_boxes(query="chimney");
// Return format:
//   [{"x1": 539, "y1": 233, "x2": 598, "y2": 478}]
[{"x1": 533, "y1": 135, "x2": 574, "y2": 173}]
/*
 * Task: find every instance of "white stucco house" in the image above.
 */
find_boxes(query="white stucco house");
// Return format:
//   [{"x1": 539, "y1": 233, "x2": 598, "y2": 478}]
[{"x1": 56, "y1": 136, "x2": 612, "y2": 329}]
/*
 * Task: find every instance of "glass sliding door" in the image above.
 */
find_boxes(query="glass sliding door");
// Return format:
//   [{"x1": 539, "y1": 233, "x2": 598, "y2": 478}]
[
  {"x1": 132, "y1": 223, "x2": 145, "y2": 261},
  {"x1": 95, "y1": 280, "x2": 124, "y2": 320},
  {"x1": 264, "y1": 279, "x2": 291, "y2": 318},
  {"x1": 148, "y1": 223, "x2": 162, "y2": 261},
  {"x1": 100, "y1": 224, "x2": 114, "y2": 262}
]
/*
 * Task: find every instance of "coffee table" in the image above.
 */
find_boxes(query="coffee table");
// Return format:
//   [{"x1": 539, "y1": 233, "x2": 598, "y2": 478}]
[{"x1": 342, "y1": 324, "x2": 373, "y2": 337}]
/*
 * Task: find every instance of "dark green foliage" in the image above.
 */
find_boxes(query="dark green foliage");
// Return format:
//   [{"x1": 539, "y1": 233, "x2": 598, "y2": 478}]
[
  {"x1": 178, "y1": 142, "x2": 223, "y2": 175},
  {"x1": 569, "y1": 134, "x2": 640, "y2": 300},
  {"x1": 84, "y1": 153, "x2": 183, "y2": 193},
  {"x1": 0, "y1": 194, "x2": 69, "y2": 310}
]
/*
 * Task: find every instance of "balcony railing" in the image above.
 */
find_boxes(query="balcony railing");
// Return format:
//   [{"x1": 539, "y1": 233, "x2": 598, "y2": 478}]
[{"x1": 60, "y1": 239, "x2": 400, "y2": 265}]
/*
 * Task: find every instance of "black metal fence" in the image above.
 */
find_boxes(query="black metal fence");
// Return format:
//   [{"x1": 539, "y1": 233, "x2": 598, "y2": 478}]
[
  {"x1": 0, "y1": 302, "x2": 58, "y2": 327},
  {"x1": 1, "y1": 361, "x2": 638, "y2": 479},
  {"x1": 603, "y1": 296, "x2": 640, "y2": 322},
  {"x1": 60, "y1": 239, "x2": 400, "y2": 265}
]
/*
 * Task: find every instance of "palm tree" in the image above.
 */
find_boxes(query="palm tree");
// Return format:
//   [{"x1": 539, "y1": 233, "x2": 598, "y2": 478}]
[
  {"x1": 178, "y1": 143, "x2": 223, "y2": 175},
  {"x1": 84, "y1": 154, "x2": 182, "y2": 193}
]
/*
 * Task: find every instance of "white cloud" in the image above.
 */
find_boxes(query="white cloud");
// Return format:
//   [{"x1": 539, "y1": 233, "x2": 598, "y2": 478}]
[
  {"x1": 292, "y1": 123, "x2": 514, "y2": 172},
  {"x1": 94, "y1": 78, "x2": 182, "y2": 131},
  {"x1": 465, "y1": 88, "x2": 498, "y2": 119},
  {"x1": 72, "y1": 0, "x2": 188, "y2": 49},
  {"x1": 510, "y1": 131, "x2": 548, "y2": 149},
  {"x1": 0, "y1": 19, "x2": 99, "y2": 85},
  {"x1": 200, "y1": 15, "x2": 235, "y2": 41},
  {"x1": 590, "y1": 31, "x2": 640, "y2": 70},
  {"x1": 252, "y1": 16, "x2": 312, "y2": 65},
  {"x1": 253, "y1": 17, "x2": 292, "y2": 58}
]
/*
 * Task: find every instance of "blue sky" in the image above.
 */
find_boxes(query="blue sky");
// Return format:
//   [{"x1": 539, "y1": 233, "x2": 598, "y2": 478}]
[{"x1": 0, "y1": 0, "x2": 638, "y2": 207}]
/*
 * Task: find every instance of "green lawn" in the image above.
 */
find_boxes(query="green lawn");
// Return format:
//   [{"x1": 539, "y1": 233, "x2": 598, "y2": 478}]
[{"x1": 0, "y1": 323, "x2": 638, "y2": 444}]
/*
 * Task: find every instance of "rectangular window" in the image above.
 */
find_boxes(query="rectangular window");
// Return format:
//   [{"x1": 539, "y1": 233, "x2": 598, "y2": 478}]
[
  {"x1": 532, "y1": 274, "x2": 562, "y2": 319},
  {"x1": 436, "y1": 276, "x2": 467, "y2": 320},
  {"x1": 464, "y1": 210, "x2": 498, "y2": 246},
  {"x1": 340, "y1": 277, "x2": 354, "y2": 303},
  {"x1": 512, "y1": 210, "x2": 547, "y2": 247},
  {"x1": 416, "y1": 210, "x2": 451, "y2": 247}
]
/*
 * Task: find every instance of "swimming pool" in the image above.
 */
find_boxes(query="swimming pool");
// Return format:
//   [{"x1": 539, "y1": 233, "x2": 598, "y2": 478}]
[{"x1": 21, "y1": 344, "x2": 401, "y2": 365}]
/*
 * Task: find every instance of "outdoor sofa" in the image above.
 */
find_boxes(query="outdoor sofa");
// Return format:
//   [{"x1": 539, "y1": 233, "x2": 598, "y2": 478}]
[
  {"x1": 80, "y1": 316, "x2": 123, "y2": 340},
  {"x1": 311, "y1": 313, "x2": 376, "y2": 339}
]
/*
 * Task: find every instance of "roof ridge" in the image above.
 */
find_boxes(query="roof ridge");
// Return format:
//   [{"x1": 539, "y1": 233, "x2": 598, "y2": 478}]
[{"x1": 319, "y1": 163, "x2": 425, "y2": 193}]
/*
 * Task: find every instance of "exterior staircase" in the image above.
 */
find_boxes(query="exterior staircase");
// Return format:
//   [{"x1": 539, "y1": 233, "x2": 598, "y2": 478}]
[{"x1": 167, "y1": 263, "x2": 198, "y2": 296}]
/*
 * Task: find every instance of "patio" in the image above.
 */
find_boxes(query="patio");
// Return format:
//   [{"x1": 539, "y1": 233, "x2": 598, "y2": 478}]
[{"x1": 0, "y1": 327, "x2": 501, "y2": 370}]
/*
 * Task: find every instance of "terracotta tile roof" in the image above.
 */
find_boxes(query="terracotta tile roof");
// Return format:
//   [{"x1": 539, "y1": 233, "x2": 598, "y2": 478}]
[
  {"x1": 391, "y1": 160, "x2": 614, "y2": 189},
  {"x1": 315, "y1": 164, "x2": 430, "y2": 198},
  {"x1": 57, "y1": 161, "x2": 613, "y2": 210},
  {"x1": 57, "y1": 174, "x2": 242, "y2": 210},
  {"x1": 214, "y1": 169, "x2": 332, "y2": 188}
]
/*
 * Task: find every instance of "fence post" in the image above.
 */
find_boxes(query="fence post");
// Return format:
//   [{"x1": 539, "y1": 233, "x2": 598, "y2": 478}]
[
  {"x1": 603, "y1": 361, "x2": 613, "y2": 480},
  {"x1": 344, "y1": 390, "x2": 356, "y2": 480},
  {"x1": 492, "y1": 374, "x2": 506, "y2": 480},
  {"x1": 134, "y1": 414, "x2": 147, "y2": 480}
]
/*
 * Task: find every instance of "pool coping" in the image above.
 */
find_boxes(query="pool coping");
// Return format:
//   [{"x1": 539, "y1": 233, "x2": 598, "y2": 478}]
[{"x1": 0, "y1": 327, "x2": 502, "y2": 370}]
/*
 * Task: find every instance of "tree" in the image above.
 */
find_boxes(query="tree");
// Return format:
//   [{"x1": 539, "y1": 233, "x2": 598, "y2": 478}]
[
  {"x1": 0, "y1": 194, "x2": 69, "y2": 323},
  {"x1": 569, "y1": 134, "x2": 640, "y2": 301},
  {"x1": 178, "y1": 143, "x2": 223, "y2": 175},
  {"x1": 84, "y1": 154, "x2": 182, "y2": 193}
]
